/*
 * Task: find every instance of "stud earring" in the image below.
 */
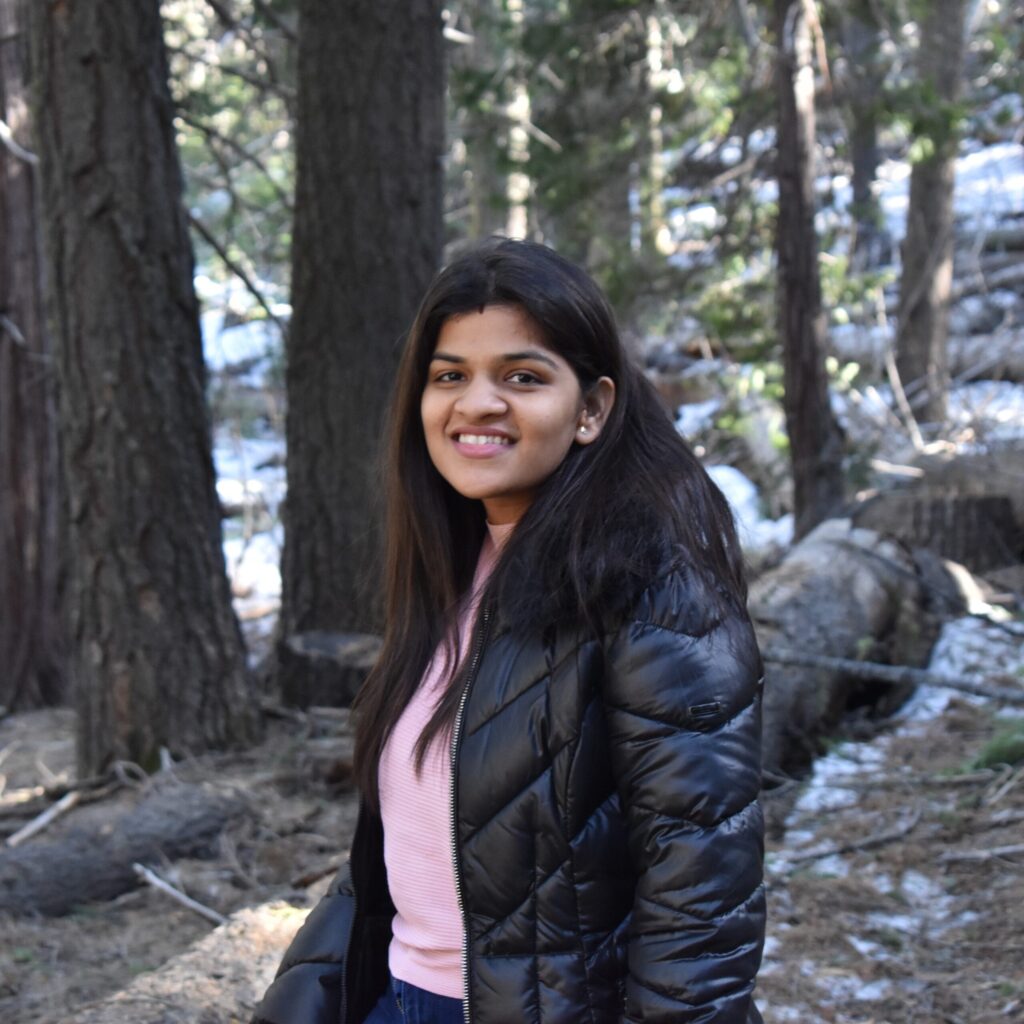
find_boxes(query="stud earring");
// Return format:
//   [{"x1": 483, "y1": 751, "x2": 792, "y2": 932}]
[{"x1": 579, "y1": 425, "x2": 588, "y2": 434}]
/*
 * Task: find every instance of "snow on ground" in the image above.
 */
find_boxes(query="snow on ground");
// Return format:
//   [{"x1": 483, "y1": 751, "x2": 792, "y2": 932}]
[
  {"x1": 706, "y1": 464, "x2": 794, "y2": 556},
  {"x1": 665, "y1": 138, "x2": 1024, "y2": 268},
  {"x1": 761, "y1": 613, "x2": 1024, "y2": 1020},
  {"x1": 948, "y1": 380, "x2": 1024, "y2": 443},
  {"x1": 213, "y1": 432, "x2": 286, "y2": 655}
]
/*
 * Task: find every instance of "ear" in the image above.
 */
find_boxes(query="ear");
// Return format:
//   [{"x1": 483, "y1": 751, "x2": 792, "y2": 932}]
[{"x1": 575, "y1": 376, "x2": 616, "y2": 446}]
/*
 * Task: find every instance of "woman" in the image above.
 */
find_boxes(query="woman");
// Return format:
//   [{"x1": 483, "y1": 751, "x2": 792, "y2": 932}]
[{"x1": 254, "y1": 239, "x2": 765, "y2": 1024}]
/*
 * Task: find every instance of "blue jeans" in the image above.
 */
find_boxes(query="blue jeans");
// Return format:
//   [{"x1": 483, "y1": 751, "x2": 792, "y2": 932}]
[{"x1": 362, "y1": 974, "x2": 464, "y2": 1024}]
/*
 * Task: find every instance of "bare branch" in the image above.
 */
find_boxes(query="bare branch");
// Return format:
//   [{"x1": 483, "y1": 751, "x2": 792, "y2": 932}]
[
  {"x1": 940, "y1": 842, "x2": 1024, "y2": 864},
  {"x1": 132, "y1": 862, "x2": 227, "y2": 925},
  {"x1": 177, "y1": 111, "x2": 293, "y2": 211},
  {"x1": 763, "y1": 647, "x2": 1024, "y2": 707},
  {"x1": 6, "y1": 792, "x2": 81, "y2": 848},
  {"x1": 785, "y1": 810, "x2": 922, "y2": 866},
  {"x1": 187, "y1": 213, "x2": 288, "y2": 338}
]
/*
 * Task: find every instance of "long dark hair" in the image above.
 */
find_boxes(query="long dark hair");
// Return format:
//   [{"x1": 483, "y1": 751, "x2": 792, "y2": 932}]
[{"x1": 352, "y1": 238, "x2": 744, "y2": 805}]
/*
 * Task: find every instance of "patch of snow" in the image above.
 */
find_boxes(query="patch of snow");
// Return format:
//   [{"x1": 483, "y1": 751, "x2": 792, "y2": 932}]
[
  {"x1": 897, "y1": 616, "x2": 1024, "y2": 726},
  {"x1": 789, "y1": 741, "x2": 886, "y2": 821},
  {"x1": 871, "y1": 142, "x2": 1024, "y2": 247},
  {"x1": 900, "y1": 869, "x2": 946, "y2": 907},
  {"x1": 213, "y1": 435, "x2": 286, "y2": 516},
  {"x1": 202, "y1": 315, "x2": 284, "y2": 388},
  {"x1": 847, "y1": 935, "x2": 890, "y2": 959},
  {"x1": 948, "y1": 380, "x2": 1024, "y2": 443},
  {"x1": 223, "y1": 531, "x2": 282, "y2": 601},
  {"x1": 865, "y1": 911, "x2": 921, "y2": 935},
  {"x1": 855, "y1": 979, "x2": 894, "y2": 1002},
  {"x1": 954, "y1": 142, "x2": 1024, "y2": 229},
  {"x1": 757, "y1": 1004, "x2": 808, "y2": 1023},
  {"x1": 706, "y1": 464, "x2": 794, "y2": 556},
  {"x1": 675, "y1": 398, "x2": 721, "y2": 438},
  {"x1": 810, "y1": 854, "x2": 850, "y2": 878},
  {"x1": 867, "y1": 871, "x2": 895, "y2": 896}
]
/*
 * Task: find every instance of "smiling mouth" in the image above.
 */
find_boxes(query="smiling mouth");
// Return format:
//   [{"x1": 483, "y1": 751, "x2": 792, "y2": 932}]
[{"x1": 456, "y1": 434, "x2": 512, "y2": 446}]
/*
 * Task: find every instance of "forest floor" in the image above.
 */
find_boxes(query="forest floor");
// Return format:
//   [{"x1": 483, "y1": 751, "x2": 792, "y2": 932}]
[{"x1": 0, "y1": 678, "x2": 1022, "y2": 1024}]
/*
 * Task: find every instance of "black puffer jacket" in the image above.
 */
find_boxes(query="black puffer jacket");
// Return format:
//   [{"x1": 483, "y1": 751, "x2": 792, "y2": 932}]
[{"x1": 254, "y1": 562, "x2": 765, "y2": 1024}]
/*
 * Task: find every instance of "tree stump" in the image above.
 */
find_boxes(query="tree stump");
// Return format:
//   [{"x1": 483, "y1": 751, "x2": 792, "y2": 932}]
[
  {"x1": 852, "y1": 489, "x2": 1021, "y2": 572},
  {"x1": 277, "y1": 631, "x2": 382, "y2": 708}
]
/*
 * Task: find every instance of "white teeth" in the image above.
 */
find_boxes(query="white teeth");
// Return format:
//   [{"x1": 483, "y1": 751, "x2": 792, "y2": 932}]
[{"x1": 457, "y1": 434, "x2": 511, "y2": 446}]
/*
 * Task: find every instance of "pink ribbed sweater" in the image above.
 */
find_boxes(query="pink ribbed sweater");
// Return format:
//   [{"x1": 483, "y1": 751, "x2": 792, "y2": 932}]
[{"x1": 378, "y1": 523, "x2": 511, "y2": 998}]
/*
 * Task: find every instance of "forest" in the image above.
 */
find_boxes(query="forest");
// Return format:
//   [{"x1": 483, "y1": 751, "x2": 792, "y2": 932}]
[{"x1": 1, "y1": 0, "x2": 1022, "y2": 1021}]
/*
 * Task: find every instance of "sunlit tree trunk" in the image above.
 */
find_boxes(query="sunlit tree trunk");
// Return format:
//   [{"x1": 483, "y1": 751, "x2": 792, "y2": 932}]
[
  {"x1": 32, "y1": 0, "x2": 257, "y2": 774},
  {"x1": 775, "y1": 0, "x2": 844, "y2": 538},
  {"x1": 280, "y1": 1, "x2": 444, "y2": 651},
  {"x1": 641, "y1": 7, "x2": 669, "y2": 256},
  {"x1": 0, "y1": 0, "x2": 64, "y2": 710},
  {"x1": 896, "y1": 0, "x2": 970, "y2": 425},
  {"x1": 453, "y1": 0, "x2": 509, "y2": 240}
]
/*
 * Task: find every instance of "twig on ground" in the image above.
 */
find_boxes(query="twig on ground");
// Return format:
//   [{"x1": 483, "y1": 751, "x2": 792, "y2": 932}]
[
  {"x1": 984, "y1": 765, "x2": 1024, "y2": 806},
  {"x1": 763, "y1": 647, "x2": 1024, "y2": 706},
  {"x1": 132, "y1": 862, "x2": 227, "y2": 925},
  {"x1": 6, "y1": 791, "x2": 81, "y2": 847},
  {"x1": 787, "y1": 810, "x2": 922, "y2": 866},
  {"x1": 259, "y1": 699, "x2": 310, "y2": 727},
  {"x1": 940, "y1": 842, "x2": 1024, "y2": 864}
]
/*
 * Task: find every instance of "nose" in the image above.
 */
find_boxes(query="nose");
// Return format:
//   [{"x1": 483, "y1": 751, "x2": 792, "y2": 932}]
[{"x1": 454, "y1": 375, "x2": 507, "y2": 419}]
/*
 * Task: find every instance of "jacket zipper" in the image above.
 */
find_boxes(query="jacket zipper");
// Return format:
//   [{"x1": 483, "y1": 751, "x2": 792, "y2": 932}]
[
  {"x1": 340, "y1": 877, "x2": 357, "y2": 1024},
  {"x1": 450, "y1": 606, "x2": 491, "y2": 1024}
]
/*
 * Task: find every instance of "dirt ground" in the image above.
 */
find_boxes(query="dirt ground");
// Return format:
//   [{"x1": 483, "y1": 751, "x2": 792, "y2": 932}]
[{"x1": 1, "y1": 688, "x2": 1022, "y2": 1024}]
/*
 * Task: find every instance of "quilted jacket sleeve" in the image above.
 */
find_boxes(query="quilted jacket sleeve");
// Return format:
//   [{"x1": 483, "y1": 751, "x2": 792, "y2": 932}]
[
  {"x1": 250, "y1": 867, "x2": 354, "y2": 1024},
  {"x1": 602, "y1": 570, "x2": 766, "y2": 1023}
]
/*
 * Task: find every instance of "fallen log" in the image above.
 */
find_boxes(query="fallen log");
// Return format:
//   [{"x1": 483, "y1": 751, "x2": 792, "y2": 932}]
[
  {"x1": 751, "y1": 519, "x2": 928, "y2": 778},
  {"x1": 830, "y1": 325, "x2": 1024, "y2": 383},
  {"x1": 0, "y1": 781, "x2": 249, "y2": 915},
  {"x1": 764, "y1": 647, "x2": 1024, "y2": 706},
  {"x1": 60, "y1": 898, "x2": 314, "y2": 1024}
]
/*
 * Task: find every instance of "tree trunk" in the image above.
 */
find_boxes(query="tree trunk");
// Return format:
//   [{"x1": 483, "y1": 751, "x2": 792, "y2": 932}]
[
  {"x1": 31, "y1": 0, "x2": 258, "y2": 775},
  {"x1": 452, "y1": 0, "x2": 509, "y2": 240},
  {"x1": 775, "y1": 0, "x2": 845, "y2": 539},
  {"x1": 839, "y1": 2, "x2": 889, "y2": 268},
  {"x1": 531, "y1": 5, "x2": 644, "y2": 299},
  {"x1": 279, "y1": 1, "x2": 444, "y2": 651},
  {"x1": 0, "y1": 0, "x2": 64, "y2": 709},
  {"x1": 895, "y1": 0, "x2": 970, "y2": 425}
]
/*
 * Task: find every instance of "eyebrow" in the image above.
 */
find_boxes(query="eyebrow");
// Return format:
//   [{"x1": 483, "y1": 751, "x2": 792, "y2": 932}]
[{"x1": 430, "y1": 349, "x2": 560, "y2": 369}]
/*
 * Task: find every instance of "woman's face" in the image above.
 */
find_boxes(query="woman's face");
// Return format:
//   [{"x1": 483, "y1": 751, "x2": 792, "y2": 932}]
[{"x1": 420, "y1": 305, "x2": 614, "y2": 525}]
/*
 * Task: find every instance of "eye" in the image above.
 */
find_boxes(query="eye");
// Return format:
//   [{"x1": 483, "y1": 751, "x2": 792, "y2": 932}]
[
  {"x1": 507, "y1": 370, "x2": 542, "y2": 385},
  {"x1": 432, "y1": 370, "x2": 464, "y2": 384}
]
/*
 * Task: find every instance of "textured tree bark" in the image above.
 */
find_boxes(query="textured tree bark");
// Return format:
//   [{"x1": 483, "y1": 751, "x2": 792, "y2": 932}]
[
  {"x1": 280, "y1": 1, "x2": 444, "y2": 646},
  {"x1": 775, "y1": 0, "x2": 845, "y2": 539},
  {"x1": 0, "y1": 0, "x2": 64, "y2": 709},
  {"x1": 895, "y1": 0, "x2": 970, "y2": 425},
  {"x1": 31, "y1": 0, "x2": 258, "y2": 774}
]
